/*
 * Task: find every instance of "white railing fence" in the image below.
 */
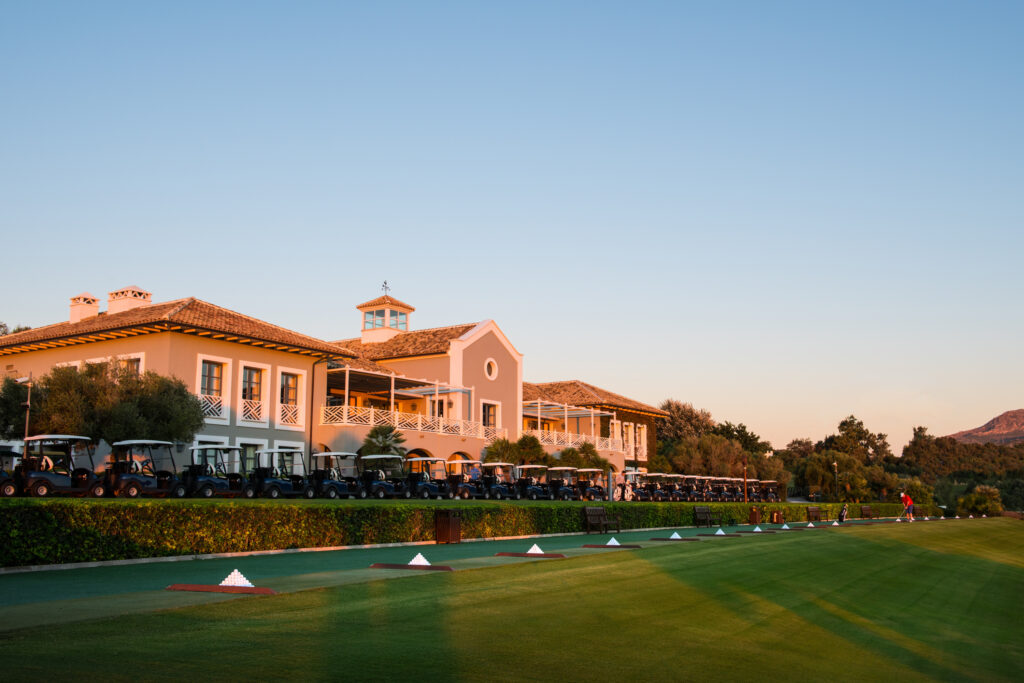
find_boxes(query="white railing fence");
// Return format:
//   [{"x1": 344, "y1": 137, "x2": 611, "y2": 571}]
[
  {"x1": 523, "y1": 429, "x2": 623, "y2": 452},
  {"x1": 199, "y1": 394, "x2": 224, "y2": 419},
  {"x1": 241, "y1": 399, "x2": 265, "y2": 422},
  {"x1": 320, "y1": 405, "x2": 507, "y2": 442},
  {"x1": 279, "y1": 403, "x2": 300, "y2": 425}
]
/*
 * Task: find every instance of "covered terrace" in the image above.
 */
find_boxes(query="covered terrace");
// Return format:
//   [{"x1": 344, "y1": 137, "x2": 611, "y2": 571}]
[{"x1": 521, "y1": 399, "x2": 623, "y2": 452}]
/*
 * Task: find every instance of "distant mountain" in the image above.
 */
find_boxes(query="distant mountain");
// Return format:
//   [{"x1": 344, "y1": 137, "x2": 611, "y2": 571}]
[{"x1": 947, "y1": 410, "x2": 1024, "y2": 446}]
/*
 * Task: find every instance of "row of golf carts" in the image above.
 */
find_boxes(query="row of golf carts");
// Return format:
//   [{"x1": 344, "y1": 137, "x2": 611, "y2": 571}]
[
  {"x1": 0, "y1": 436, "x2": 778, "y2": 503},
  {"x1": 619, "y1": 472, "x2": 779, "y2": 503},
  {"x1": 0, "y1": 436, "x2": 610, "y2": 501}
]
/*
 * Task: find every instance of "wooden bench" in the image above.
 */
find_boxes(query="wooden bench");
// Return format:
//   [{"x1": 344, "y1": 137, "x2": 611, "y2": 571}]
[
  {"x1": 584, "y1": 506, "x2": 621, "y2": 534},
  {"x1": 807, "y1": 506, "x2": 830, "y2": 522},
  {"x1": 694, "y1": 505, "x2": 722, "y2": 528},
  {"x1": 860, "y1": 505, "x2": 874, "y2": 519}
]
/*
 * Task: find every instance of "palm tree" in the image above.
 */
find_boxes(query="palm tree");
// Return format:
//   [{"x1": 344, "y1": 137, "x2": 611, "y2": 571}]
[{"x1": 362, "y1": 425, "x2": 407, "y2": 456}]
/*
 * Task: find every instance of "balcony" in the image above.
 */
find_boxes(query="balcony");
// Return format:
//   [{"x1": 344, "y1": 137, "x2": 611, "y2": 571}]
[
  {"x1": 199, "y1": 394, "x2": 225, "y2": 419},
  {"x1": 522, "y1": 429, "x2": 623, "y2": 452},
  {"x1": 320, "y1": 405, "x2": 507, "y2": 442},
  {"x1": 241, "y1": 399, "x2": 265, "y2": 422},
  {"x1": 279, "y1": 403, "x2": 301, "y2": 426}
]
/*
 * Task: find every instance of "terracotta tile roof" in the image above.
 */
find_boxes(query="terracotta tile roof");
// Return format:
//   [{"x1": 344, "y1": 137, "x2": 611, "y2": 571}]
[
  {"x1": 355, "y1": 295, "x2": 416, "y2": 311},
  {"x1": 330, "y1": 355, "x2": 396, "y2": 374},
  {"x1": 0, "y1": 298, "x2": 353, "y2": 357},
  {"x1": 332, "y1": 323, "x2": 478, "y2": 360},
  {"x1": 523, "y1": 380, "x2": 668, "y2": 417}
]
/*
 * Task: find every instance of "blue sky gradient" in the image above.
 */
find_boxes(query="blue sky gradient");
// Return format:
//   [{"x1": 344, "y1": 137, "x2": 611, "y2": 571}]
[{"x1": 2, "y1": 1, "x2": 1021, "y2": 450}]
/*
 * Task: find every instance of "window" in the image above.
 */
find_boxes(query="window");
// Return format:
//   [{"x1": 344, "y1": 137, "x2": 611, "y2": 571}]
[
  {"x1": 120, "y1": 358, "x2": 141, "y2": 376},
  {"x1": 201, "y1": 361, "x2": 223, "y2": 396},
  {"x1": 389, "y1": 310, "x2": 407, "y2": 331},
  {"x1": 242, "y1": 367, "x2": 262, "y2": 401},
  {"x1": 280, "y1": 373, "x2": 298, "y2": 406},
  {"x1": 482, "y1": 403, "x2": 498, "y2": 429},
  {"x1": 484, "y1": 358, "x2": 498, "y2": 380},
  {"x1": 363, "y1": 309, "x2": 385, "y2": 330},
  {"x1": 431, "y1": 398, "x2": 445, "y2": 418}
]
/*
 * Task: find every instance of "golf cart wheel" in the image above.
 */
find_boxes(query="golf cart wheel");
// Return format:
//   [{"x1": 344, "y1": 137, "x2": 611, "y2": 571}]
[
  {"x1": 421, "y1": 488, "x2": 431, "y2": 500},
  {"x1": 31, "y1": 481, "x2": 51, "y2": 498},
  {"x1": 460, "y1": 489, "x2": 470, "y2": 500},
  {"x1": 1, "y1": 481, "x2": 17, "y2": 497},
  {"x1": 268, "y1": 487, "x2": 281, "y2": 499},
  {"x1": 530, "y1": 492, "x2": 538, "y2": 500},
  {"x1": 359, "y1": 489, "x2": 368, "y2": 499},
  {"x1": 483, "y1": 492, "x2": 491, "y2": 500},
  {"x1": 549, "y1": 493, "x2": 556, "y2": 501},
  {"x1": 199, "y1": 485, "x2": 215, "y2": 498},
  {"x1": 493, "y1": 491, "x2": 502, "y2": 501},
  {"x1": 374, "y1": 488, "x2": 386, "y2": 499},
  {"x1": 242, "y1": 484, "x2": 256, "y2": 499},
  {"x1": 303, "y1": 486, "x2": 316, "y2": 499},
  {"x1": 326, "y1": 487, "x2": 339, "y2": 499},
  {"x1": 403, "y1": 489, "x2": 412, "y2": 499},
  {"x1": 170, "y1": 483, "x2": 187, "y2": 498},
  {"x1": 447, "y1": 490, "x2": 455, "y2": 499},
  {"x1": 122, "y1": 483, "x2": 142, "y2": 498},
  {"x1": 90, "y1": 483, "x2": 106, "y2": 498},
  {"x1": 515, "y1": 491, "x2": 522, "y2": 500},
  {"x1": 562, "y1": 493, "x2": 572, "y2": 501}
]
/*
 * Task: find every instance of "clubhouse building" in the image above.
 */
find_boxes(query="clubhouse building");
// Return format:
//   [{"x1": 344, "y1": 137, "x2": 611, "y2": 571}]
[{"x1": 0, "y1": 287, "x2": 666, "y2": 471}]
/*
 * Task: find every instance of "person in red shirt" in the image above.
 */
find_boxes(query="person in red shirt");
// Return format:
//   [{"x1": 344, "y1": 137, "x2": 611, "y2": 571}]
[{"x1": 900, "y1": 491, "x2": 914, "y2": 522}]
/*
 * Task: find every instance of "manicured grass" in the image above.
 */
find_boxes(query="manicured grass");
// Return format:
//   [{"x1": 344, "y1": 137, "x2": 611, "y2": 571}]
[{"x1": 1, "y1": 519, "x2": 1020, "y2": 681}]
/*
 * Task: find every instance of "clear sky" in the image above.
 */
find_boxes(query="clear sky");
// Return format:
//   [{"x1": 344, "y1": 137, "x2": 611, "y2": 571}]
[{"x1": 2, "y1": 1, "x2": 1021, "y2": 451}]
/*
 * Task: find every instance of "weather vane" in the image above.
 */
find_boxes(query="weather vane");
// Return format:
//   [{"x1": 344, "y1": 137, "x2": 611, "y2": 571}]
[{"x1": 382, "y1": 280, "x2": 390, "y2": 296}]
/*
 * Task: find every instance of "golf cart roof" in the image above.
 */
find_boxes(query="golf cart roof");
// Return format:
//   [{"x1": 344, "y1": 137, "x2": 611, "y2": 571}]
[
  {"x1": 547, "y1": 466, "x2": 577, "y2": 472},
  {"x1": 447, "y1": 459, "x2": 482, "y2": 466},
  {"x1": 111, "y1": 440, "x2": 174, "y2": 447},
  {"x1": 256, "y1": 449, "x2": 302, "y2": 454},
  {"x1": 361, "y1": 454, "x2": 404, "y2": 460},
  {"x1": 189, "y1": 445, "x2": 241, "y2": 452},
  {"x1": 645, "y1": 472, "x2": 666, "y2": 477},
  {"x1": 482, "y1": 462, "x2": 514, "y2": 467},
  {"x1": 24, "y1": 435, "x2": 91, "y2": 442},
  {"x1": 406, "y1": 457, "x2": 446, "y2": 463},
  {"x1": 312, "y1": 452, "x2": 358, "y2": 459},
  {"x1": 517, "y1": 464, "x2": 547, "y2": 470},
  {"x1": 575, "y1": 468, "x2": 603, "y2": 473}
]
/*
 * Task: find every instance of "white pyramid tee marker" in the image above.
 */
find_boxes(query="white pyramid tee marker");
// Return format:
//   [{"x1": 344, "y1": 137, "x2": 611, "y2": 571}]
[
  {"x1": 753, "y1": 526, "x2": 762, "y2": 533},
  {"x1": 832, "y1": 521, "x2": 840, "y2": 526},
  {"x1": 606, "y1": 537, "x2": 621, "y2": 546},
  {"x1": 982, "y1": 514, "x2": 987, "y2": 518},
  {"x1": 895, "y1": 518, "x2": 902, "y2": 523},
  {"x1": 807, "y1": 522, "x2": 815, "y2": 528},
  {"x1": 968, "y1": 515, "x2": 974, "y2": 519},
  {"x1": 408, "y1": 553, "x2": 431, "y2": 566},
  {"x1": 527, "y1": 544, "x2": 545, "y2": 555},
  {"x1": 669, "y1": 531, "x2": 682, "y2": 540},
  {"x1": 781, "y1": 523, "x2": 790, "y2": 530},
  {"x1": 715, "y1": 528, "x2": 726, "y2": 536},
  {"x1": 219, "y1": 569, "x2": 254, "y2": 588},
  {"x1": 955, "y1": 515, "x2": 960, "y2": 519}
]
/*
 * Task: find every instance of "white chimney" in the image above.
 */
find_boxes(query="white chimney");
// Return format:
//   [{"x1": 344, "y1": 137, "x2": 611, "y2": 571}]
[
  {"x1": 69, "y1": 293, "x2": 100, "y2": 323},
  {"x1": 107, "y1": 286, "x2": 152, "y2": 315}
]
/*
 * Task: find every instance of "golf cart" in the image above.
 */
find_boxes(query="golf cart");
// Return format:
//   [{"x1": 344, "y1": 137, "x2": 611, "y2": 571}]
[
  {"x1": 17, "y1": 435, "x2": 106, "y2": 498},
  {"x1": 547, "y1": 466, "x2": 579, "y2": 501},
  {"x1": 251, "y1": 449, "x2": 315, "y2": 499},
  {"x1": 622, "y1": 471, "x2": 650, "y2": 501},
  {"x1": 405, "y1": 456, "x2": 454, "y2": 499},
  {"x1": 0, "y1": 449, "x2": 20, "y2": 497},
  {"x1": 448, "y1": 459, "x2": 487, "y2": 499},
  {"x1": 104, "y1": 440, "x2": 186, "y2": 498},
  {"x1": 481, "y1": 462, "x2": 520, "y2": 500},
  {"x1": 359, "y1": 454, "x2": 411, "y2": 499},
  {"x1": 762, "y1": 480, "x2": 779, "y2": 502},
  {"x1": 310, "y1": 452, "x2": 364, "y2": 499},
  {"x1": 182, "y1": 446, "x2": 256, "y2": 498},
  {"x1": 574, "y1": 468, "x2": 607, "y2": 501},
  {"x1": 515, "y1": 464, "x2": 549, "y2": 500}
]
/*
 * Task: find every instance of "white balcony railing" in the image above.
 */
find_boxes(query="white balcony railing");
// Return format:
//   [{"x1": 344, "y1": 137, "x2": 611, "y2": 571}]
[
  {"x1": 199, "y1": 394, "x2": 224, "y2": 419},
  {"x1": 241, "y1": 398, "x2": 265, "y2": 422},
  {"x1": 320, "y1": 405, "x2": 507, "y2": 443},
  {"x1": 280, "y1": 403, "x2": 300, "y2": 426},
  {"x1": 522, "y1": 429, "x2": 624, "y2": 452}
]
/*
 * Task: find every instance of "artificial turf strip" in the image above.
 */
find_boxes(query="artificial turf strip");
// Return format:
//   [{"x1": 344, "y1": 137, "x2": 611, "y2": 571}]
[{"x1": 0, "y1": 520, "x2": 1020, "y2": 682}]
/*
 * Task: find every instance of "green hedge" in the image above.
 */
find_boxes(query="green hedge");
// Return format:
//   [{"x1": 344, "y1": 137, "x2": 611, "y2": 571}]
[{"x1": 0, "y1": 500, "x2": 913, "y2": 568}]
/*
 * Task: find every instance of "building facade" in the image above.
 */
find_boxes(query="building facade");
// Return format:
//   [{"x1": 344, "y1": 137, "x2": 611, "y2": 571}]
[{"x1": 0, "y1": 288, "x2": 666, "y2": 471}]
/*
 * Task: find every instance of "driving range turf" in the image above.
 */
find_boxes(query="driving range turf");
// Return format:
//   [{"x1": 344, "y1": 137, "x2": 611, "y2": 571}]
[{"x1": 1, "y1": 518, "x2": 1021, "y2": 681}]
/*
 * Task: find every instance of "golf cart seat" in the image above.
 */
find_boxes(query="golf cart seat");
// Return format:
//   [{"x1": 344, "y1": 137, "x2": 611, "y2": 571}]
[
  {"x1": 156, "y1": 471, "x2": 173, "y2": 486},
  {"x1": 72, "y1": 468, "x2": 91, "y2": 485}
]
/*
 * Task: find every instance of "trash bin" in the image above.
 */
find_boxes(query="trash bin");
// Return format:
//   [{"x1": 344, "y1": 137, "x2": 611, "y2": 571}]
[
  {"x1": 748, "y1": 507, "x2": 761, "y2": 525},
  {"x1": 771, "y1": 510, "x2": 784, "y2": 524},
  {"x1": 435, "y1": 509, "x2": 461, "y2": 544}
]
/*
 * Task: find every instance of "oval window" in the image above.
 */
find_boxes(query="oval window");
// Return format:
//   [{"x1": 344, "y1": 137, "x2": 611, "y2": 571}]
[{"x1": 484, "y1": 359, "x2": 498, "y2": 380}]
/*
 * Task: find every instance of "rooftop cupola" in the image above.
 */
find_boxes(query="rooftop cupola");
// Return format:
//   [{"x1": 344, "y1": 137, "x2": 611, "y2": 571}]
[
  {"x1": 69, "y1": 293, "x2": 100, "y2": 323},
  {"x1": 107, "y1": 285, "x2": 152, "y2": 315},
  {"x1": 356, "y1": 292, "x2": 415, "y2": 344}
]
